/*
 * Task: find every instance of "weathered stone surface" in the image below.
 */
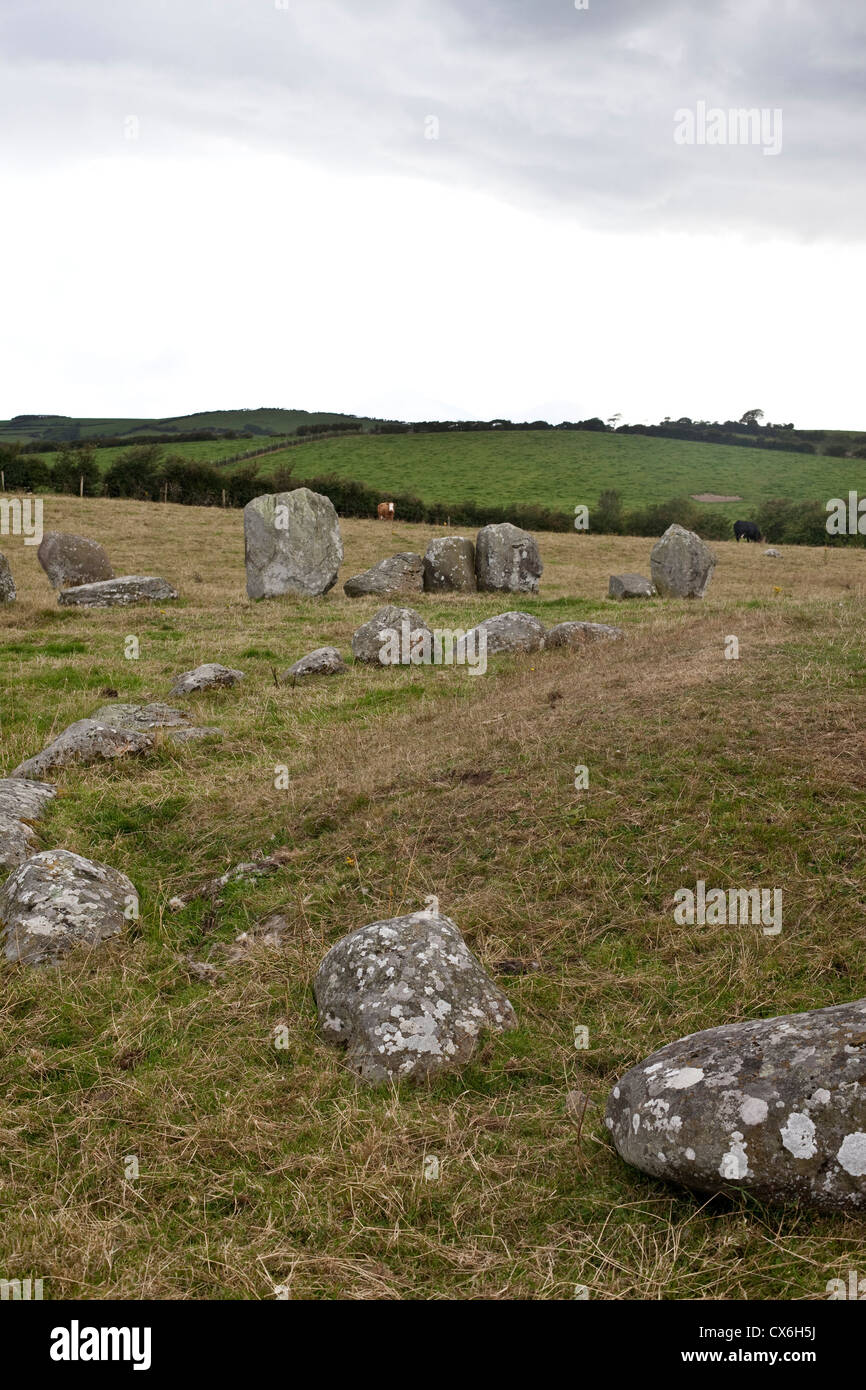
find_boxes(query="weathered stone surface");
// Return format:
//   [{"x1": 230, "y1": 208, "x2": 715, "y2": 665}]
[
  {"x1": 244, "y1": 488, "x2": 343, "y2": 599},
  {"x1": 475, "y1": 523, "x2": 542, "y2": 594},
  {"x1": 169, "y1": 663, "x2": 244, "y2": 695},
  {"x1": 351, "y1": 605, "x2": 433, "y2": 665},
  {"x1": 606, "y1": 999, "x2": 866, "y2": 1213},
  {"x1": 281, "y1": 646, "x2": 346, "y2": 680},
  {"x1": 0, "y1": 849, "x2": 137, "y2": 966},
  {"x1": 58, "y1": 576, "x2": 178, "y2": 607},
  {"x1": 314, "y1": 901, "x2": 517, "y2": 1082},
  {"x1": 11, "y1": 720, "x2": 153, "y2": 780},
  {"x1": 343, "y1": 553, "x2": 423, "y2": 598},
  {"x1": 0, "y1": 552, "x2": 15, "y2": 603},
  {"x1": 608, "y1": 573, "x2": 655, "y2": 600},
  {"x1": 423, "y1": 536, "x2": 477, "y2": 593},
  {"x1": 457, "y1": 611, "x2": 545, "y2": 658},
  {"x1": 92, "y1": 703, "x2": 189, "y2": 730},
  {"x1": 764, "y1": 548, "x2": 782, "y2": 558},
  {"x1": 37, "y1": 532, "x2": 114, "y2": 589},
  {"x1": 164, "y1": 725, "x2": 224, "y2": 743},
  {"x1": 546, "y1": 621, "x2": 623, "y2": 647},
  {"x1": 0, "y1": 778, "x2": 57, "y2": 869},
  {"x1": 650, "y1": 524, "x2": 716, "y2": 599}
]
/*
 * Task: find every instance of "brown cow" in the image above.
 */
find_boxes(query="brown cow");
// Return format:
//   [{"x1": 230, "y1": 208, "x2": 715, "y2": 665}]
[{"x1": 377, "y1": 501, "x2": 395, "y2": 520}]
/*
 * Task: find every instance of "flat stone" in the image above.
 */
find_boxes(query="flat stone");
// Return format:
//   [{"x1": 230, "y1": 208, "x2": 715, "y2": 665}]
[
  {"x1": 351, "y1": 605, "x2": 433, "y2": 665},
  {"x1": 58, "y1": 576, "x2": 178, "y2": 607},
  {"x1": 423, "y1": 536, "x2": 477, "y2": 592},
  {"x1": 606, "y1": 998, "x2": 866, "y2": 1212},
  {"x1": 475, "y1": 523, "x2": 542, "y2": 594},
  {"x1": 244, "y1": 487, "x2": 343, "y2": 599},
  {"x1": 650, "y1": 525, "x2": 716, "y2": 599},
  {"x1": 0, "y1": 552, "x2": 15, "y2": 603},
  {"x1": 608, "y1": 573, "x2": 655, "y2": 600},
  {"x1": 314, "y1": 903, "x2": 517, "y2": 1083},
  {"x1": 0, "y1": 777, "x2": 58, "y2": 869},
  {"x1": 546, "y1": 621, "x2": 624, "y2": 647},
  {"x1": 11, "y1": 720, "x2": 153, "y2": 780},
  {"x1": 91, "y1": 703, "x2": 190, "y2": 730},
  {"x1": 37, "y1": 532, "x2": 114, "y2": 589},
  {"x1": 168, "y1": 663, "x2": 244, "y2": 695},
  {"x1": 281, "y1": 646, "x2": 346, "y2": 680},
  {"x1": 343, "y1": 553, "x2": 424, "y2": 598},
  {"x1": 457, "y1": 611, "x2": 545, "y2": 658},
  {"x1": 0, "y1": 848, "x2": 137, "y2": 966}
]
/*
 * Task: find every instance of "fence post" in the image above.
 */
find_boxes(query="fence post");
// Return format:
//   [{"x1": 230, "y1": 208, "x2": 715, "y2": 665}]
[{"x1": 79, "y1": 473, "x2": 84, "y2": 497}]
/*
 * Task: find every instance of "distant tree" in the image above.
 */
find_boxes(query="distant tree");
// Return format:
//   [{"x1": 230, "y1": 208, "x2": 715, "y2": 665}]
[
  {"x1": 739, "y1": 409, "x2": 764, "y2": 429},
  {"x1": 594, "y1": 489, "x2": 624, "y2": 534},
  {"x1": 50, "y1": 442, "x2": 100, "y2": 495}
]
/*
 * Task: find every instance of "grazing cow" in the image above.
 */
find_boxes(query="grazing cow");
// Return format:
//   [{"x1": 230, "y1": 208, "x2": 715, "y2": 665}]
[
  {"x1": 733, "y1": 519, "x2": 763, "y2": 543},
  {"x1": 377, "y1": 501, "x2": 395, "y2": 521}
]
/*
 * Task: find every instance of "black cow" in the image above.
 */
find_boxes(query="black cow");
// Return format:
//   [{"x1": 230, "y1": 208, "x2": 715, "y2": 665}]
[{"x1": 733, "y1": 519, "x2": 763, "y2": 543}]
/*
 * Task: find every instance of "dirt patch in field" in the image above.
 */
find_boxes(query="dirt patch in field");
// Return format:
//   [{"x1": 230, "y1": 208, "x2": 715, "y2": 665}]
[{"x1": 691, "y1": 492, "x2": 742, "y2": 502}]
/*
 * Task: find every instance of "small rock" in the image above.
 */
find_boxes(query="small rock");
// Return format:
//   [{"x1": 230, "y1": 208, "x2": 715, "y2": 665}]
[
  {"x1": 58, "y1": 576, "x2": 178, "y2": 607},
  {"x1": 37, "y1": 532, "x2": 114, "y2": 589},
  {"x1": 0, "y1": 849, "x2": 137, "y2": 966},
  {"x1": 11, "y1": 720, "x2": 153, "y2": 780},
  {"x1": 343, "y1": 553, "x2": 424, "y2": 598},
  {"x1": 650, "y1": 524, "x2": 716, "y2": 599},
  {"x1": 546, "y1": 621, "x2": 623, "y2": 647},
  {"x1": 281, "y1": 646, "x2": 346, "y2": 680},
  {"x1": 314, "y1": 903, "x2": 517, "y2": 1083},
  {"x1": 608, "y1": 573, "x2": 655, "y2": 600},
  {"x1": 494, "y1": 957, "x2": 542, "y2": 976},
  {"x1": 244, "y1": 487, "x2": 343, "y2": 599},
  {"x1": 423, "y1": 536, "x2": 477, "y2": 592},
  {"x1": 764, "y1": 548, "x2": 782, "y2": 558},
  {"x1": 169, "y1": 663, "x2": 244, "y2": 695},
  {"x1": 351, "y1": 605, "x2": 433, "y2": 665},
  {"x1": 0, "y1": 552, "x2": 15, "y2": 603},
  {"x1": 475, "y1": 523, "x2": 542, "y2": 594},
  {"x1": 457, "y1": 611, "x2": 545, "y2": 657}
]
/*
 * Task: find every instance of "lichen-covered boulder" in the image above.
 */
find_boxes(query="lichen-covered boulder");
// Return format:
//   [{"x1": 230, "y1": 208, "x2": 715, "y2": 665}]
[
  {"x1": 423, "y1": 536, "x2": 477, "y2": 592},
  {"x1": 244, "y1": 488, "x2": 343, "y2": 599},
  {"x1": 58, "y1": 576, "x2": 177, "y2": 607},
  {"x1": 0, "y1": 778, "x2": 57, "y2": 869},
  {"x1": 605, "y1": 999, "x2": 866, "y2": 1212},
  {"x1": 314, "y1": 903, "x2": 517, "y2": 1082},
  {"x1": 475, "y1": 523, "x2": 542, "y2": 594},
  {"x1": 650, "y1": 525, "x2": 716, "y2": 599},
  {"x1": 608, "y1": 573, "x2": 655, "y2": 600},
  {"x1": 11, "y1": 720, "x2": 153, "y2": 780},
  {"x1": 37, "y1": 532, "x2": 114, "y2": 589},
  {"x1": 91, "y1": 703, "x2": 189, "y2": 730},
  {"x1": 546, "y1": 621, "x2": 623, "y2": 647},
  {"x1": 343, "y1": 553, "x2": 423, "y2": 598},
  {"x1": 282, "y1": 646, "x2": 345, "y2": 680},
  {"x1": 168, "y1": 663, "x2": 244, "y2": 695},
  {"x1": 0, "y1": 552, "x2": 15, "y2": 603},
  {"x1": 351, "y1": 605, "x2": 433, "y2": 665},
  {"x1": 457, "y1": 611, "x2": 545, "y2": 658},
  {"x1": 0, "y1": 849, "x2": 137, "y2": 966}
]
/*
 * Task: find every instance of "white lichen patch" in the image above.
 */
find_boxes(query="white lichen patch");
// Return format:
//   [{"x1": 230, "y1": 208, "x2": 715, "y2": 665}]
[
  {"x1": 837, "y1": 1132, "x2": 866, "y2": 1177},
  {"x1": 739, "y1": 1096, "x2": 769, "y2": 1126},
  {"x1": 780, "y1": 1112, "x2": 817, "y2": 1159},
  {"x1": 664, "y1": 1066, "x2": 704, "y2": 1090}
]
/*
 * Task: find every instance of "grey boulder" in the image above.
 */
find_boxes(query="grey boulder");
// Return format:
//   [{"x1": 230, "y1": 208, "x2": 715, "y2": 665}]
[
  {"x1": 169, "y1": 663, "x2": 244, "y2": 695},
  {"x1": 458, "y1": 611, "x2": 545, "y2": 658},
  {"x1": 58, "y1": 576, "x2": 177, "y2": 607},
  {"x1": 475, "y1": 523, "x2": 542, "y2": 594},
  {"x1": 11, "y1": 719, "x2": 153, "y2": 780},
  {"x1": 650, "y1": 524, "x2": 716, "y2": 599},
  {"x1": 0, "y1": 849, "x2": 137, "y2": 966},
  {"x1": 546, "y1": 621, "x2": 623, "y2": 647},
  {"x1": 423, "y1": 536, "x2": 477, "y2": 592},
  {"x1": 0, "y1": 552, "x2": 15, "y2": 603},
  {"x1": 764, "y1": 548, "x2": 782, "y2": 558},
  {"x1": 608, "y1": 573, "x2": 655, "y2": 600},
  {"x1": 282, "y1": 646, "x2": 346, "y2": 680},
  {"x1": 351, "y1": 605, "x2": 432, "y2": 665},
  {"x1": 91, "y1": 702, "x2": 189, "y2": 730},
  {"x1": 0, "y1": 778, "x2": 57, "y2": 869},
  {"x1": 314, "y1": 902, "x2": 517, "y2": 1083},
  {"x1": 37, "y1": 532, "x2": 114, "y2": 589},
  {"x1": 606, "y1": 998, "x2": 866, "y2": 1213},
  {"x1": 244, "y1": 487, "x2": 343, "y2": 599},
  {"x1": 343, "y1": 552, "x2": 423, "y2": 598}
]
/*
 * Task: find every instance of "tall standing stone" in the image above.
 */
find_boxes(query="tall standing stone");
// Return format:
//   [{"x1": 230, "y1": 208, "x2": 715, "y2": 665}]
[
  {"x1": 423, "y1": 536, "x2": 477, "y2": 592},
  {"x1": 650, "y1": 524, "x2": 716, "y2": 599},
  {"x1": 244, "y1": 488, "x2": 343, "y2": 599},
  {"x1": 0, "y1": 552, "x2": 14, "y2": 603},
  {"x1": 475, "y1": 523, "x2": 542, "y2": 594}
]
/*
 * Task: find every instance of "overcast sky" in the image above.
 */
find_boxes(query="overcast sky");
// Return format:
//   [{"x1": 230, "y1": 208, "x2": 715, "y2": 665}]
[{"x1": 2, "y1": 0, "x2": 865, "y2": 427}]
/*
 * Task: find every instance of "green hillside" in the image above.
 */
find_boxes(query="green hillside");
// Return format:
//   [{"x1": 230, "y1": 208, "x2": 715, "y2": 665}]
[
  {"x1": 218, "y1": 429, "x2": 866, "y2": 516},
  {"x1": 0, "y1": 407, "x2": 377, "y2": 445}
]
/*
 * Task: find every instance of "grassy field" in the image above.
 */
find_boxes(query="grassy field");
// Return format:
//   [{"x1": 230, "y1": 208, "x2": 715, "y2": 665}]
[{"x1": 1, "y1": 498, "x2": 865, "y2": 1299}]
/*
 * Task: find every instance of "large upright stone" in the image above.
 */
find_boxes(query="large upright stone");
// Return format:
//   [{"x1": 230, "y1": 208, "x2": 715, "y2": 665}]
[
  {"x1": 244, "y1": 488, "x2": 343, "y2": 599},
  {"x1": 0, "y1": 552, "x2": 15, "y2": 603},
  {"x1": 606, "y1": 999, "x2": 866, "y2": 1213},
  {"x1": 314, "y1": 902, "x2": 517, "y2": 1083},
  {"x1": 475, "y1": 523, "x2": 542, "y2": 594},
  {"x1": 0, "y1": 849, "x2": 137, "y2": 966},
  {"x1": 650, "y1": 524, "x2": 716, "y2": 599},
  {"x1": 343, "y1": 553, "x2": 423, "y2": 598},
  {"x1": 37, "y1": 532, "x2": 114, "y2": 589},
  {"x1": 423, "y1": 536, "x2": 477, "y2": 592}
]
